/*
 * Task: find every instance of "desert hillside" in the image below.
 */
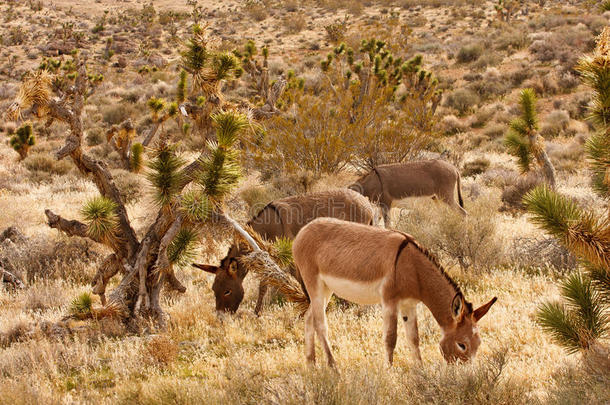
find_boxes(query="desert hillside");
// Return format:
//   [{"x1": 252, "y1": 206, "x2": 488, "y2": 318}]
[{"x1": 0, "y1": 0, "x2": 609, "y2": 404}]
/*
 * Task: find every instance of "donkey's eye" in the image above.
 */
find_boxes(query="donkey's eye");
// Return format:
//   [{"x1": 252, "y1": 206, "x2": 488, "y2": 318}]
[
  {"x1": 457, "y1": 343, "x2": 466, "y2": 352},
  {"x1": 224, "y1": 290, "x2": 232, "y2": 296}
]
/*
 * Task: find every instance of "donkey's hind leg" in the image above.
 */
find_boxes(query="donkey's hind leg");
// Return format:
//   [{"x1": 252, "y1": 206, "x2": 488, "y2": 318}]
[
  {"x1": 312, "y1": 284, "x2": 335, "y2": 368},
  {"x1": 304, "y1": 305, "x2": 316, "y2": 364},
  {"x1": 439, "y1": 192, "x2": 467, "y2": 216}
]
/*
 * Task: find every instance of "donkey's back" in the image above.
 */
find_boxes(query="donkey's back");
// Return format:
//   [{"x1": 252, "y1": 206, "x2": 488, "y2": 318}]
[{"x1": 249, "y1": 188, "x2": 375, "y2": 239}]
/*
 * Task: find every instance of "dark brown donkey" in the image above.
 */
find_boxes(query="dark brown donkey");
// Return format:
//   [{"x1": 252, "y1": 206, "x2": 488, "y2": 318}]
[
  {"x1": 293, "y1": 218, "x2": 496, "y2": 366},
  {"x1": 349, "y1": 159, "x2": 466, "y2": 227},
  {"x1": 193, "y1": 189, "x2": 375, "y2": 314}
]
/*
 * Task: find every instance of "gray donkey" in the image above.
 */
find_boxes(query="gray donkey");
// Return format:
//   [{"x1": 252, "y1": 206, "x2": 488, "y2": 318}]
[{"x1": 349, "y1": 159, "x2": 466, "y2": 227}]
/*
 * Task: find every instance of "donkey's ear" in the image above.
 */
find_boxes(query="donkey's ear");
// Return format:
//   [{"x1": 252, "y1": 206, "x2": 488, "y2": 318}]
[
  {"x1": 451, "y1": 294, "x2": 465, "y2": 320},
  {"x1": 473, "y1": 297, "x2": 497, "y2": 322},
  {"x1": 192, "y1": 263, "x2": 218, "y2": 274}
]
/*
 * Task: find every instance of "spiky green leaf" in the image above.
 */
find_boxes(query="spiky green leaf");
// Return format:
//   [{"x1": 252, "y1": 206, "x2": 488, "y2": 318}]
[
  {"x1": 211, "y1": 111, "x2": 249, "y2": 148},
  {"x1": 585, "y1": 131, "x2": 610, "y2": 197},
  {"x1": 273, "y1": 237, "x2": 293, "y2": 268},
  {"x1": 146, "y1": 145, "x2": 185, "y2": 206},
  {"x1": 180, "y1": 190, "x2": 211, "y2": 223},
  {"x1": 70, "y1": 292, "x2": 93, "y2": 316},
  {"x1": 167, "y1": 227, "x2": 199, "y2": 267},
  {"x1": 504, "y1": 130, "x2": 532, "y2": 173},
  {"x1": 518, "y1": 88, "x2": 538, "y2": 131},
  {"x1": 213, "y1": 53, "x2": 240, "y2": 81},
  {"x1": 536, "y1": 301, "x2": 583, "y2": 354},
  {"x1": 81, "y1": 196, "x2": 119, "y2": 241},
  {"x1": 197, "y1": 143, "x2": 241, "y2": 201}
]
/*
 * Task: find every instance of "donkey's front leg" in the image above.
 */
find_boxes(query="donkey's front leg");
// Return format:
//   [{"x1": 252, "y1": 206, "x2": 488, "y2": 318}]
[
  {"x1": 254, "y1": 281, "x2": 268, "y2": 316},
  {"x1": 382, "y1": 301, "x2": 398, "y2": 365},
  {"x1": 400, "y1": 301, "x2": 422, "y2": 363}
]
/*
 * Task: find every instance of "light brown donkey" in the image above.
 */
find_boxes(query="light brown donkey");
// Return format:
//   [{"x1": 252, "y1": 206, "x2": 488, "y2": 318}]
[
  {"x1": 293, "y1": 218, "x2": 496, "y2": 366},
  {"x1": 349, "y1": 159, "x2": 467, "y2": 227}
]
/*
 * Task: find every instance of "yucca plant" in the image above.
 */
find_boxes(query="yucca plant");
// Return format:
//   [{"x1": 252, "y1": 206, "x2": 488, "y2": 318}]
[
  {"x1": 526, "y1": 28, "x2": 610, "y2": 354},
  {"x1": 9, "y1": 123, "x2": 35, "y2": 160},
  {"x1": 70, "y1": 292, "x2": 93, "y2": 317},
  {"x1": 504, "y1": 88, "x2": 556, "y2": 187}
]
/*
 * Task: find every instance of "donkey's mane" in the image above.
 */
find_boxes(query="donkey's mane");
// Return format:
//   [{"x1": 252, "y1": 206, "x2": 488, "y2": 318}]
[
  {"x1": 247, "y1": 201, "x2": 279, "y2": 224},
  {"x1": 396, "y1": 231, "x2": 472, "y2": 312}
]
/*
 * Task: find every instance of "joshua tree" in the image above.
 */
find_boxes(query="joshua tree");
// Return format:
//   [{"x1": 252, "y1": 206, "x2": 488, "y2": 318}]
[
  {"x1": 504, "y1": 88, "x2": 557, "y2": 187},
  {"x1": 238, "y1": 40, "x2": 287, "y2": 119},
  {"x1": 524, "y1": 29, "x2": 610, "y2": 353},
  {"x1": 9, "y1": 123, "x2": 35, "y2": 160},
  {"x1": 494, "y1": 0, "x2": 522, "y2": 22},
  {"x1": 5, "y1": 52, "x2": 283, "y2": 329}
]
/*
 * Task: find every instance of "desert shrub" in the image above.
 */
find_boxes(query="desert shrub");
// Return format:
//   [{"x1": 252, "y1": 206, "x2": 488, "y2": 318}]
[
  {"x1": 483, "y1": 123, "x2": 507, "y2": 139},
  {"x1": 500, "y1": 172, "x2": 544, "y2": 212},
  {"x1": 255, "y1": 41, "x2": 440, "y2": 174},
  {"x1": 0, "y1": 236, "x2": 100, "y2": 284},
  {"x1": 86, "y1": 128, "x2": 104, "y2": 146},
  {"x1": 440, "y1": 114, "x2": 466, "y2": 134},
  {"x1": 470, "y1": 106, "x2": 495, "y2": 128},
  {"x1": 324, "y1": 16, "x2": 350, "y2": 43},
  {"x1": 396, "y1": 194, "x2": 506, "y2": 271},
  {"x1": 540, "y1": 110, "x2": 570, "y2": 138},
  {"x1": 547, "y1": 139, "x2": 585, "y2": 173},
  {"x1": 462, "y1": 158, "x2": 490, "y2": 177},
  {"x1": 239, "y1": 184, "x2": 285, "y2": 217},
  {"x1": 456, "y1": 43, "x2": 483, "y2": 63},
  {"x1": 510, "y1": 237, "x2": 578, "y2": 274},
  {"x1": 472, "y1": 50, "x2": 504, "y2": 70},
  {"x1": 101, "y1": 103, "x2": 135, "y2": 125},
  {"x1": 112, "y1": 170, "x2": 144, "y2": 204},
  {"x1": 283, "y1": 13, "x2": 306, "y2": 34},
  {"x1": 495, "y1": 27, "x2": 530, "y2": 51},
  {"x1": 444, "y1": 88, "x2": 479, "y2": 115},
  {"x1": 244, "y1": 1, "x2": 267, "y2": 21},
  {"x1": 529, "y1": 38, "x2": 559, "y2": 62},
  {"x1": 23, "y1": 153, "x2": 73, "y2": 178},
  {"x1": 468, "y1": 68, "x2": 509, "y2": 101}
]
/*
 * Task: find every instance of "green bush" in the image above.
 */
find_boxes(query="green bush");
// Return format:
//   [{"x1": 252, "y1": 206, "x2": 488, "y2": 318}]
[
  {"x1": 456, "y1": 43, "x2": 483, "y2": 63},
  {"x1": 462, "y1": 158, "x2": 490, "y2": 177},
  {"x1": 444, "y1": 88, "x2": 480, "y2": 115}
]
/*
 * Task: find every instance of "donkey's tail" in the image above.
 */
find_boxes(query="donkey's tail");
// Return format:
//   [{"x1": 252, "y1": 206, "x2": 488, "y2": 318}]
[{"x1": 457, "y1": 172, "x2": 465, "y2": 209}]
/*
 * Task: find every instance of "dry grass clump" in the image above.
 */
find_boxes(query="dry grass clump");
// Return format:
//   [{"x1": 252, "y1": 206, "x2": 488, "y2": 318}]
[
  {"x1": 23, "y1": 153, "x2": 73, "y2": 181},
  {"x1": 500, "y1": 172, "x2": 544, "y2": 212},
  {"x1": 510, "y1": 237, "x2": 577, "y2": 275},
  {"x1": 444, "y1": 88, "x2": 480, "y2": 116},
  {"x1": 0, "y1": 236, "x2": 100, "y2": 284},
  {"x1": 142, "y1": 335, "x2": 178, "y2": 367},
  {"x1": 462, "y1": 158, "x2": 490, "y2": 177},
  {"x1": 396, "y1": 194, "x2": 506, "y2": 271}
]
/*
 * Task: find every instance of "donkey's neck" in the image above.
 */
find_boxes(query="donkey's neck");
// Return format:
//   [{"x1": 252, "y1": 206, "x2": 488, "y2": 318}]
[{"x1": 410, "y1": 250, "x2": 459, "y2": 331}]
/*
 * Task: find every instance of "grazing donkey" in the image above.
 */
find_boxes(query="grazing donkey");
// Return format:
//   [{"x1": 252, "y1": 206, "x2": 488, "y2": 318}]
[
  {"x1": 193, "y1": 189, "x2": 375, "y2": 314},
  {"x1": 293, "y1": 218, "x2": 497, "y2": 366},
  {"x1": 349, "y1": 159, "x2": 467, "y2": 227}
]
